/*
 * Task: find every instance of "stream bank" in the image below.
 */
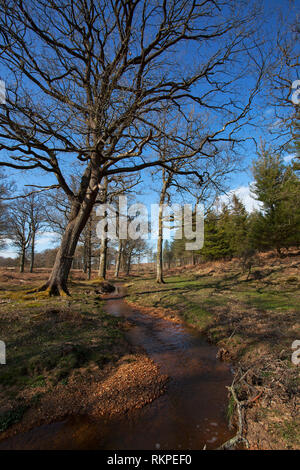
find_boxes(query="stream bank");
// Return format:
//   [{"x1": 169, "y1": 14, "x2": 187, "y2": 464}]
[{"x1": 0, "y1": 284, "x2": 234, "y2": 449}]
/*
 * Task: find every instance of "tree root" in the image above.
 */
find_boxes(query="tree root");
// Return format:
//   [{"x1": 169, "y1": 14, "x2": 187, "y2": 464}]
[{"x1": 26, "y1": 283, "x2": 70, "y2": 297}]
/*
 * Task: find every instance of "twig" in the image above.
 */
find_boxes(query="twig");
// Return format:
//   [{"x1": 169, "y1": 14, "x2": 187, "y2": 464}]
[
  {"x1": 247, "y1": 390, "x2": 263, "y2": 404},
  {"x1": 217, "y1": 369, "x2": 250, "y2": 450}
]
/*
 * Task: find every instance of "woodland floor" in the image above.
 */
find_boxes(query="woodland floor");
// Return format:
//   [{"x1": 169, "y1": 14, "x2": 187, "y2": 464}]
[
  {"x1": 0, "y1": 251, "x2": 299, "y2": 450},
  {"x1": 0, "y1": 270, "x2": 167, "y2": 443},
  {"x1": 125, "y1": 250, "x2": 300, "y2": 450}
]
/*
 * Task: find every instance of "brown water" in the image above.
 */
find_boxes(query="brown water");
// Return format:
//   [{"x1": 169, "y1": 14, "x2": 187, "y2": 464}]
[{"x1": 0, "y1": 286, "x2": 234, "y2": 450}]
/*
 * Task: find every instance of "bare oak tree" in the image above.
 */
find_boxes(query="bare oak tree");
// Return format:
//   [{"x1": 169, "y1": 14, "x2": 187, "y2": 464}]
[
  {"x1": 264, "y1": 6, "x2": 299, "y2": 157},
  {"x1": 153, "y1": 110, "x2": 240, "y2": 282},
  {"x1": 0, "y1": 0, "x2": 264, "y2": 294},
  {"x1": 0, "y1": 171, "x2": 14, "y2": 248},
  {"x1": 25, "y1": 193, "x2": 45, "y2": 272},
  {"x1": 8, "y1": 198, "x2": 32, "y2": 272}
]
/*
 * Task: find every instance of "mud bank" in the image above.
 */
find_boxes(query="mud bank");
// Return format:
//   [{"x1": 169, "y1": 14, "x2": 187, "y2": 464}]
[
  {"x1": 0, "y1": 283, "x2": 167, "y2": 447},
  {"x1": 126, "y1": 261, "x2": 300, "y2": 450},
  {"x1": 0, "y1": 352, "x2": 167, "y2": 448},
  {"x1": 0, "y1": 285, "x2": 234, "y2": 450}
]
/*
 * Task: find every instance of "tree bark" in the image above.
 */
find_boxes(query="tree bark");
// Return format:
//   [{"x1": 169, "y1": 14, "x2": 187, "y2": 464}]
[
  {"x1": 20, "y1": 246, "x2": 25, "y2": 273},
  {"x1": 87, "y1": 219, "x2": 92, "y2": 280},
  {"x1": 126, "y1": 251, "x2": 132, "y2": 276},
  {"x1": 29, "y1": 231, "x2": 35, "y2": 273},
  {"x1": 156, "y1": 181, "x2": 168, "y2": 284},
  {"x1": 32, "y1": 167, "x2": 101, "y2": 295},
  {"x1": 98, "y1": 176, "x2": 108, "y2": 280},
  {"x1": 156, "y1": 206, "x2": 164, "y2": 283},
  {"x1": 42, "y1": 216, "x2": 87, "y2": 295},
  {"x1": 98, "y1": 235, "x2": 108, "y2": 279},
  {"x1": 83, "y1": 240, "x2": 88, "y2": 273},
  {"x1": 114, "y1": 239, "x2": 122, "y2": 278}
]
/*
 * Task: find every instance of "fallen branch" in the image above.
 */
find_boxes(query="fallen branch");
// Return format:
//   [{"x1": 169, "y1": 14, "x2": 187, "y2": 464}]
[
  {"x1": 247, "y1": 390, "x2": 263, "y2": 404},
  {"x1": 217, "y1": 370, "x2": 250, "y2": 450}
]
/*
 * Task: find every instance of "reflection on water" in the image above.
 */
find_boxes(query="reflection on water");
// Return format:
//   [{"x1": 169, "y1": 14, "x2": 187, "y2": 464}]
[{"x1": 0, "y1": 285, "x2": 235, "y2": 450}]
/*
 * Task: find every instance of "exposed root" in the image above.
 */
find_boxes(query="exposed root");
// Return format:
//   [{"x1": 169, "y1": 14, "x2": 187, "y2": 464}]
[{"x1": 26, "y1": 283, "x2": 70, "y2": 297}]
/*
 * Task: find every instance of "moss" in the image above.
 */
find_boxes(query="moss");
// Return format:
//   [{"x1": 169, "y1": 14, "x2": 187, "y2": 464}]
[
  {"x1": 0, "y1": 405, "x2": 28, "y2": 433},
  {"x1": 181, "y1": 303, "x2": 212, "y2": 329},
  {"x1": 272, "y1": 420, "x2": 300, "y2": 446},
  {"x1": 29, "y1": 375, "x2": 46, "y2": 388},
  {"x1": 226, "y1": 394, "x2": 235, "y2": 423},
  {"x1": 0, "y1": 279, "x2": 127, "y2": 429}
]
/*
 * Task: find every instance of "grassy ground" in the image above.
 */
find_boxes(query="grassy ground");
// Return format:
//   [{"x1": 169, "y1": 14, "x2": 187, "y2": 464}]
[
  {"x1": 0, "y1": 254, "x2": 299, "y2": 449},
  {"x1": 0, "y1": 272, "x2": 166, "y2": 442},
  {"x1": 126, "y1": 252, "x2": 300, "y2": 450}
]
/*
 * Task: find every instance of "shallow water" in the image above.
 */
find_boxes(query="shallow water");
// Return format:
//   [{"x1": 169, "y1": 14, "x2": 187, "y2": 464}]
[{"x1": 0, "y1": 286, "x2": 234, "y2": 450}]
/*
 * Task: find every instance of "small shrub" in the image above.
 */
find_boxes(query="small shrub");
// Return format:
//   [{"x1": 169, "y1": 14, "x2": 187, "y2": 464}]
[{"x1": 0, "y1": 405, "x2": 28, "y2": 432}]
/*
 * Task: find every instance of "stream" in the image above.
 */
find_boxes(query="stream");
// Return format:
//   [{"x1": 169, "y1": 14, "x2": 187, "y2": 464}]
[{"x1": 0, "y1": 286, "x2": 235, "y2": 450}]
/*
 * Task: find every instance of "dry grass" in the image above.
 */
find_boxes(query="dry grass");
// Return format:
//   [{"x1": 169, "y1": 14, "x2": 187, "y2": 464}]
[
  {"x1": 0, "y1": 273, "x2": 166, "y2": 441},
  {"x1": 127, "y1": 250, "x2": 300, "y2": 450}
]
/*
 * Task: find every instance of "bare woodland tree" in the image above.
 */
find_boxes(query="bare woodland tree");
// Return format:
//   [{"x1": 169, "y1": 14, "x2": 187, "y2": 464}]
[
  {"x1": 97, "y1": 172, "x2": 141, "y2": 279},
  {"x1": 265, "y1": 7, "x2": 299, "y2": 157},
  {"x1": 8, "y1": 199, "x2": 31, "y2": 272},
  {"x1": 82, "y1": 212, "x2": 94, "y2": 279},
  {"x1": 122, "y1": 238, "x2": 148, "y2": 276},
  {"x1": 153, "y1": 111, "x2": 240, "y2": 282},
  {"x1": 0, "y1": 0, "x2": 265, "y2": 294},
  {"x1": 114, "y1": 239, "x2": 123, "y2": 278},
  {"x1": 98, "y1": 176, "x2": 109, "y2": 279},
  {"x1": 25, "y1": 193, "x2": 45, "y2": 272},
  {"x1": 0, "y1": 171, "x2": 13, "y2": 248}
]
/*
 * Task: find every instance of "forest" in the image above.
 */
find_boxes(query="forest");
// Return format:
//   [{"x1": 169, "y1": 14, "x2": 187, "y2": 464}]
[{"x1": 0, "y1": 0, "x2": 299, "y2": 455}]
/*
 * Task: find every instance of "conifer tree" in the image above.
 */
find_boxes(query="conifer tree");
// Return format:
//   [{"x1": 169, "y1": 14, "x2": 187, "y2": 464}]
[
  {"x1": 228, "y1": 195, "x2": 249, "y2": 257},
  {"x1": 251, "y1": 149, "x2": 300, "y2": 253}
]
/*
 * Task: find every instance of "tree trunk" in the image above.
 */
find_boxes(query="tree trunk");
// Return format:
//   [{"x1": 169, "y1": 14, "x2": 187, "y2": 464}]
[
  {"x1": 42, "y1": 218, "x2": 85, "y2": 295},
  {"x1": 156, "y1": 226, "x2": 164, "y2": 283},
  {"x1": 29, "y1": 231, "x2": 35, "y2": 273},
  {"x1": 87, "y1": 236, "x2": 91, "y2": 281},
  {"x1": 126, "y1": 251, "x2": 132, "y2": 276},
  {"x1": 31, "y1": 173, "x2": 100, "y2": 295},
  {"x1": 83, "y1": 240, "x2": 88, "y2": 273},
  {"x1": 20, "y1": 246, "x2": 25, "y2": 273},
  {"x1": 98, "y1": 236, "x2": 108, "y2": 279},
  {"x1": 156, "y1": 183, "x2": 167, "y2": 284},
  {"x1": 97, "y1": 176, "x2": 108, "y2": 279},
  {"x1": 86, "y1": 216, "x2": 92, "y2": 280},
  {"x1": 114, "y1": 239, "x2": 122, "y2": 278}
]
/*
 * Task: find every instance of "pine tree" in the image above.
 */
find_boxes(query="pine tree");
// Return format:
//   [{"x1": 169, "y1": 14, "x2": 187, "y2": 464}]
[
  {"x1": 163, "y1": 240, "x2": 173, "y2": 269},
  {"x1": 200, "y1": 207, "x2": 232, "y2": 261},
  {"x1": 290, "y1": 107, "x2": 300, "y2": 170},
  {"x1": 251, "y1": 149, "x2": 300, "y2": 253},
  {"x1": 228, "y1": 195, "x2": 249, "y2": 257}
]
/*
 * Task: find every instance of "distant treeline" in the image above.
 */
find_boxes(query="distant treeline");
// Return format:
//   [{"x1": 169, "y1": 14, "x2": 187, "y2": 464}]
[
  {"x1": 166, "y1": 150, "x2": 300, "y2": 265},
  {"x1": 1, "y1": 150, "x2": 300, "y2": 273},
  {"x1": 0, "y1": 248, "x2": 59, "y2": 269}
]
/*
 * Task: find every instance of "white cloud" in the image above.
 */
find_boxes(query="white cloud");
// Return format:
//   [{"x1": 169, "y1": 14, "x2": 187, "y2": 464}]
[
  {"x1": 219, "y1": 184, "x2": 262, "y2": 213},
  {"x1": 0, "y1": 242, "x2": 18, "y2": 258},
  {"x1": 0, "y1": 231, "x2": 60, "y2": 258},
  {"x1": 35, "y1": 231, "x2": 60, "y2": 251},
  {"x1": 283, "y1": 153, "x2": 295, "y2": 164}
]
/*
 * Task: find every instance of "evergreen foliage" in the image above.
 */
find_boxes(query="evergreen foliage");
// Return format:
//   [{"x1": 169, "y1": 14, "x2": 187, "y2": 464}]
[{"x1": 169, "y1": 149, "x2": 300, "y2": 263}]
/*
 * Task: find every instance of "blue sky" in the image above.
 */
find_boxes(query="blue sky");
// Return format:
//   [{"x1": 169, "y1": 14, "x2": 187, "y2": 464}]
[{"x1": 0, "y1": 0, "x2": 298, "y2": 258}]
